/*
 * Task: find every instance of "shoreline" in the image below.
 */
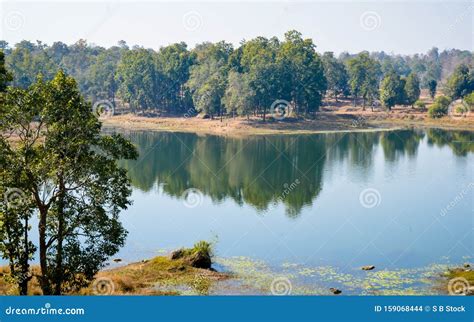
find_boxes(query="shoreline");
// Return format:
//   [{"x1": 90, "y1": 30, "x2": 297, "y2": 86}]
[
  {"x1": 1, "y1": 255, "x2": 470, "y2": 295},
  {"x1": 101, "y1": 112, "x2": 474, "y2": 137}
]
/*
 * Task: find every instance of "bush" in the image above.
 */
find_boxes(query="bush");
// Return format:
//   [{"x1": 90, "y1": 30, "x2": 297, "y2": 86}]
[
  {"x1": 428, "y1": 103, "x2": 448, "y2": 118},
  {"x1": 414, "y1": 100, "x2": 426, "y2": 109},
  {"x1": 428, "y1": 95, "x2": 451, "y2": 119},
  {"x1": 434, "y1": 95, "x2": 451, "y2": 109},
  {"x1": 464, "y1": 92, "x2": 474, "y2": 111}
]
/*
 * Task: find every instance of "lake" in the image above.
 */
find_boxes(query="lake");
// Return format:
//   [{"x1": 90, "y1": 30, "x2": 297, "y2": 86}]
[{"x1": 115, "y1": 128, "x2": 473, "y2": 294}]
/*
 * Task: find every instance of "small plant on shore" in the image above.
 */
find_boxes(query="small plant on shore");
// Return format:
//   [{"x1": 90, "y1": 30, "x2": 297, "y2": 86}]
[{"x1": 192, "y1": 241, "x2": 214, "y2": 258}]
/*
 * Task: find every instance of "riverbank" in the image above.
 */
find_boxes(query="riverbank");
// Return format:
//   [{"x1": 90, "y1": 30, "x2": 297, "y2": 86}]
[{"x1": 102, "y1": 107, "x2": 474, "y2": 137}]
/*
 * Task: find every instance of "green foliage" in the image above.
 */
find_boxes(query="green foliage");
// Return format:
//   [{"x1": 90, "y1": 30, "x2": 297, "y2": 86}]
[
  {"x1": 0, "y1": 50, "x2": 13, "y2": 92},
  {"x1": 446, "y1": 64, "x2": 474, "y2": 99},
  {"x1": 0, "y1": 71, "x2": 138, "y2": 295},
  {"x1": 116, "y1": 49, "x2": 159, "y2": 110},
  {"x1": 428, "y1": 95, "x2": 451, "y2": 118},
  {"x1": 277, "y1": 30, "x2": 327, "y2": 114},
  {"x1": 380, "y1": 72, "x2": 404, "y2": 109},
  {"x1": 87, "y1": 48, "x2": 121, "y2": 103},
  {"x1": 347, "y1": 52, "x2": 381, "y2": 108},
  {"x1": 414, "y1": 100, "x2": 426, "y2": 109},
  {"x1": 223, "y1": 71, "x2": 254, "y2": 116},
  {"x1": 1, "y1": 36, "x2": 472, "y2": 118},
  {"x1": 463, "y1": 92, "x2": 474, "y2": 111},
  {"x1": 322, "y1": 52, "x2": 350, "y2": 100},
  {"x1": 434, "y1": 95, "x2": 452, "y2": 108},
  {"x1": 6, "y1": 41, "x2": 58, "y2": 88},
  {"x1": 192, "y1": 241, "x2": 214, "y2": 258},
  {"x1": 427, "y1": 79, "x2": 437, "y2": 99},
  {"x1": 404, "y1": 73, "x2": 421, "y2": 106},
  {"x1": 186, "y1": 42, "x2": 232, "y2": 117},
  {"x1": 154, "y1": 42, "x2": 195, "y2": 112}
]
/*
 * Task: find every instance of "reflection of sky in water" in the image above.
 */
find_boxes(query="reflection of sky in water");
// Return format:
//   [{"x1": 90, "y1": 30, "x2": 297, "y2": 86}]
[{"x1": 116, "y1": 129, "x2": 473, "y2": 274}]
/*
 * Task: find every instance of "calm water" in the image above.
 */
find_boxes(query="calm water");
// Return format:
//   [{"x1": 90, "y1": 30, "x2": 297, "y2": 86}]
[{"x1": 114, "y1": 129, "x2": 473, "y2": 293}]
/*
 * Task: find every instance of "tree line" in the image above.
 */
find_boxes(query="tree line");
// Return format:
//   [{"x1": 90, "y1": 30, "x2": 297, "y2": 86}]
[{"x1": 1, "y1": 31, "x2": 473, "y2": 119}]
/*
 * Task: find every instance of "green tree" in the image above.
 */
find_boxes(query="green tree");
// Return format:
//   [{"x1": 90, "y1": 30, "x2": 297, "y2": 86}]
[
  {"x1": 116, "y1": 48, "x2": 159, "y2": 111},
  {"x1": 6, "y1": 41, "x2": 58, "y2": 88},
  {"x1": 154, "y1": 42, "x2": 195, "y2": 113},
  {"x1": 404, "y1": 72, "x2": 421, "y2": 107},
  {"x1": 0, "y1": 50, "x2": 13, "y2": 92},
  {"x1": 380, "y1": 72, "x2": 404, "y2": 110},
  {"x1": 223, "y1": 71, "x2": 254, "y2": 118},
  {"x1": 427, "y1": 79, "x2": 437, "y2": 99},
  {"x1": 186, "y1": 42, "x2": 232, "y2": 118},
  {"x1": 277, "y1": 30, "x2": 327, "y2": 115},
  {"x1": 347, "y1": 52, "x2": 381, "y2": 109},
  {"x1": 88, "y1": 47, "x2": 122, "y2": 105},
  {"x1": 322, "y1": 52, "x2": 350, "y2": 101},
  {"x1": 446, "y1": 64, "x2": 474, "y2": 99},
  {"x1": 0, "y1": 71, "x2": 138, "y2": 295}
]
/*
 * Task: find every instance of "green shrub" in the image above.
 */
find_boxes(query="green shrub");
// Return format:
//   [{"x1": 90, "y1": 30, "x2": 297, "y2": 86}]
[
  {"x1": 434, "y1": 95, "x2": 451, "y2": 109},
  {"x1": 414, "y1": 100, "x2": 426, "y2": 109},
  {"x1": 464, "y1": 92, "x2": 474, "y2": 111},
  {"x1": 428, "y1": 103, "x2": 448, "y2": 118}
]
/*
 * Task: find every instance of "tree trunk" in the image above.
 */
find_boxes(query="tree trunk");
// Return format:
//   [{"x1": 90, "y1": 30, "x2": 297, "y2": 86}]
[
  {"x1": 38, "y1": 206, "x2": 52, "y2": 295},
  {"x1": 20, "y1": 215, "x2": 30, "y2": 295},
  {"x1": 54, "y1": 178, "x2": 65, "y2": 295}
]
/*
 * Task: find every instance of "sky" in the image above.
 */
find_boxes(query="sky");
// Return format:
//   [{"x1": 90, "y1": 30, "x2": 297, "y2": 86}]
[{"x1": 0, "y1": 0, "x2": 472, "y2": 55}]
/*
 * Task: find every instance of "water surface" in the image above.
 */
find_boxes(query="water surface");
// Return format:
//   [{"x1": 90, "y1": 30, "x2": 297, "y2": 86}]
[{"x1": 115, "y1": 129, "x2": 473, "y2": 294}]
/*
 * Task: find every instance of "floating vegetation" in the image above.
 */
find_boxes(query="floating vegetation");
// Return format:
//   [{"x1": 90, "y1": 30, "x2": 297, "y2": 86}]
[{"x1": 214, "y1": 257, "x2": 449, "y2": 295}]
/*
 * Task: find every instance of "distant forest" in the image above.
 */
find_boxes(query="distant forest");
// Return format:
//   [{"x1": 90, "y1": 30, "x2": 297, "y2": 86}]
[{"x1": 1, "y1": 30, "x2": 473, "y2": 118}]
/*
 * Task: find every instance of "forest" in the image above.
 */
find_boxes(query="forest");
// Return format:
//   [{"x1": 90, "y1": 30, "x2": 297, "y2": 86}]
[{"x1": 1, "y1": 30, "x2": 473, "y2": 119}]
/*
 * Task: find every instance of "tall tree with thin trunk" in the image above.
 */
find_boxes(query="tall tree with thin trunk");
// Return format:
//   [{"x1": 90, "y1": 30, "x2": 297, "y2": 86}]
[{"x1": 0, "y1": 71, "x2": 138, "y2": 295}]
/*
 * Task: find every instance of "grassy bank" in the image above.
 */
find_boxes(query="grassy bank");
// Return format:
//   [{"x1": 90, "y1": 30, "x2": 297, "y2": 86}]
[{"x1": 0, "y1": 242, "x2": 229, "y2": 296}]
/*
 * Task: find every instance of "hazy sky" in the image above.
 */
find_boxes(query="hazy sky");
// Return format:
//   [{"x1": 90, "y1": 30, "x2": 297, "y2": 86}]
[{"x1": 0, "y1": 0, "x2": 472, "y2": 55}]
